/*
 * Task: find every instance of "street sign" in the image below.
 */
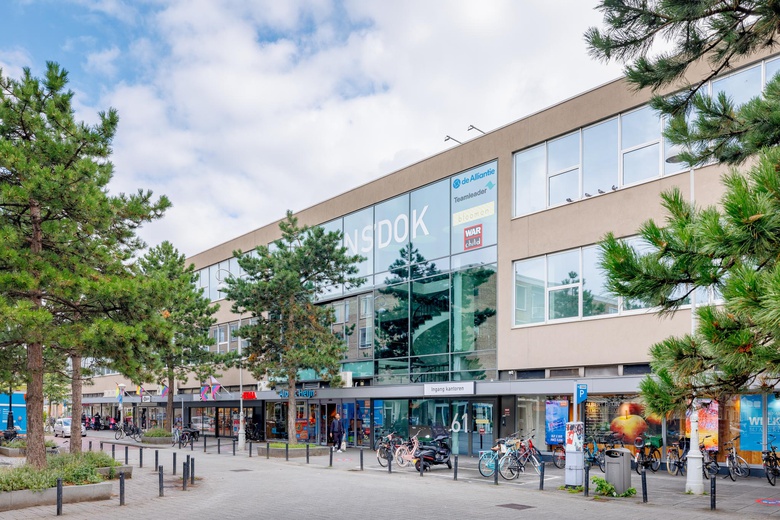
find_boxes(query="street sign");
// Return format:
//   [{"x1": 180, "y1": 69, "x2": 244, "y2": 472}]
[{"x1": 576, "y1": 384, "x2": 588, "y2": 404}]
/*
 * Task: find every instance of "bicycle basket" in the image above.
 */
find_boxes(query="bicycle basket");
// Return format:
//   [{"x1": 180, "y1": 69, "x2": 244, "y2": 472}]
[{"x1": 633, "y1": 437, "x2": 645, "y2": 449}]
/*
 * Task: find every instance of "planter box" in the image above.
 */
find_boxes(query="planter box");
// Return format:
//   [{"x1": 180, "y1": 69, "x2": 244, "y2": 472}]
[
  {"x1": 0, "y1": 482, "x2": 112, "y2": 512},
  {"x1": 96, "y1": 465, "x2": 133, "y2": 479},
  {"x1": 0, "y1": 447, "x2": 58, "y2": 457},
  {"x1": 141, "y1": 437, "x2": 171, "y2": 445},
  {"x1": 256, "y1": 445, "x2": 332, "y2": 458}
]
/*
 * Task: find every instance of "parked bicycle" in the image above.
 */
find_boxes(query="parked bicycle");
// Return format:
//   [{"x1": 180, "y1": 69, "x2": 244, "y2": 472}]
[
  {"x1": 394, "y1": 433, "x2": 420, "y2": 468},
  {"x1": 172, "y1": 426, "x2": 194, "y2": 447},
  {"x1": 762, "y1": 435, "x2": 780, "y2": 486},
  {"x1": 666, "y1": 437, "x2": 689, "y2": 476},
  {"x1": 478, "y1": 432, "x2": 518, "y2": 477},
  {"x1": 375, "y1": 431, "x2": 403, "y2": 467},
  {"x1": 115, "y1": 422, "x2": 142, "y2": 442},
  {"x1": 498, "y1": 433, "x2": 541, "y2": 479},
  {"x1": 724, "y1": 436, "x2": 750, "y2": 481},
  {"x1": 700, "y1": 435, "x2": 720, "y2": 478},
  {"x1": 551, "y1": 444, "x2": 566, "y2": 469},
  {"x1": 584, "y1": 436, "x2": 605, "y2": 472},
  {"x1": 633, "y1": 434, "x2": 661, "y2": 474}
]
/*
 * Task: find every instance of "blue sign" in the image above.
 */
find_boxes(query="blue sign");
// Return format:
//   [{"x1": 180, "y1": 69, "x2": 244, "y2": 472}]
[
  {"x1": 740, "y1": 394, "x2": 763, "y2": 449},
  {"x1": 576, "y1": 384, "x2": 588, "y2": 404},
  {"x1": 0, "y1": 393, "x2": 27, "y2": 434},
  {"x1": 545, "y1": 400, "x2": 568, "y2": 445}
]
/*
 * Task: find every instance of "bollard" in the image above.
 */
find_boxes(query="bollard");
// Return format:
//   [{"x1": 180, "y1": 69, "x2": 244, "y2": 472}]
[
  {"x1": 710, "y1": 475, "x2": 716, "y2": 510},
  {"x1": 56, "y1": 478, "x2": 63, "y2": 516},
  {"x1": 112, "y1": 444, "x2": 115, "y2": 460},
  {"x1": 139, "y1": 447, "x2": 143, "y2": 468},
  {"x1": 190, "y1": 457, "x2": 195, "y2": 485},
  {"x1": 285, "y1": 443, "x2": 289, "y2": 461},
  {"x1": 641, "y1": 468, "x2": 648, "y2": 503},
  {"x1": 155, "y1": 450, "x2": 159, "y2": 471},
  {"x1": 183, "y1": 462, "x2": 188, "y2": 491},
  {"x1": 494, "y1": 460, "x2": 499, "y2": 485},
  {"x1": 88, "y1": 440, "x2": 92, "y2": 452},
  {"x1": 179, "y1": 436, "x2": 182, "y2": 449},
  {"x1": 119, "y1": 472, "x2": 125, "y2": 505},
  {"x1": 329, "y1": 448, "x2": 333, "y2": 467},
  {"x1": 420, "y1": 457, "x2": 425, "y2": 477},
  {"x1": 539, "y1": 461, "x2": 545, "y2": 490},
  {"x1": 173, "y1": 452, "x2": 177, "y2": 475},
  {"x1": 388, "y1": 454, "x2": 392, "y2": 473},
  {"x1": 266, "y1": 442, "x2": 270, "y2": 459},
  {"x1": 218, "y1": 438, "x2": 221, "y2": 454},
  {"x1": 204, "y1": 434, "x2": 206, "y2": 452},
  {"x1": 233, "y1": 439, "x2": 236, "y2": 456},
  {"x1": 159, "y1": 465, "x2": 164, "y2": 497},
  {"x1": 306, "y1": 444, "x2": 310, "y2": 464},
  {"x1": 584, "y1": 464, "x2": 590, "y2": 497},
  {"x1": 360, "y1": 448, "x2": 364, "y2": 471},
  {"x1": 249, "y1": 442, "x2": 253, "y2": 457},
  {"x1": 125, "y1": 445, "x2": 129, "y2": 465},
  {"x1": 100, "y1": 441, "x2": 104, "y2": 451},
  {"x1": 454, "y1": 454, "x2": 458, "y2": 481},
  {"x1": 191, "y1": 438, "x2": 194, "y2": 451}
]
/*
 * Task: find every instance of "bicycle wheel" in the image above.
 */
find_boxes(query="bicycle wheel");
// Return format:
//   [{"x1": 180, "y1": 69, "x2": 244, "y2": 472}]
[
  {"x1": 650, "y1": 448, "x2": 661, "y2": 472},
  {"x1": 596, "y1": 451, "x2": 605, "y2": 473},
  {"x1": 376, "y1": 446, "x2": 388, "y2": 467},
  {"x1": 634, "y1": 452, "x2": 645, "y2": 475},
  {"x1": 727, "y1": 456, "x2": 737, "y2": 481},
  {"x1": 667, "y1": 450, "x2": 679, "y2": 475},
  {"x1": 767, "y1": 460, "x2": 777, "y2": 486},
  {"x1": 703, "y1": 460, "x2": 719, "y2": 478},
  {"x1": 395, "y1": 446, "x2": 410, "y2": 468},
  {"x1": 734, "y1": 455, "x2": 750, "y2": 478},
  {"x1": 527, "y1": 454, "x2": 542, "y2": 475},
  {"x1": 499, "y1": 454, "x2": 521, "y2": 480},
  {"x1": 478, "y1": 454, "x2": 497, "y2": 477},
  {"x1": 115, "y1": 429, "x2": 124, "y2": 440},
  {"x1": 552, "y1": 447, "x2": 565, "y2": 469}
]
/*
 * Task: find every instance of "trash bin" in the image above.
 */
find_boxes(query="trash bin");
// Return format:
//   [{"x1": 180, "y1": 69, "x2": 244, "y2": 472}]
[{"x1": 604, "y1": 448, "x2": 632, "y2": 494}]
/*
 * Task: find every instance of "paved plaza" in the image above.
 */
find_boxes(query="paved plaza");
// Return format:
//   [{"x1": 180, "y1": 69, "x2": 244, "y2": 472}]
[{"x1": 3, "y1": 431, "x2": 780, "y2": 518}]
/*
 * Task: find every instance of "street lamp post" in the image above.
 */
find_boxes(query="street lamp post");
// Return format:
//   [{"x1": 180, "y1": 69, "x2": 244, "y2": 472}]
[
  {"x1": 118, "y1": 383, "x2": 126, "y2": 427},
  {"x1": 236, "y1": 315, "x2": 245, "y2": 451}
]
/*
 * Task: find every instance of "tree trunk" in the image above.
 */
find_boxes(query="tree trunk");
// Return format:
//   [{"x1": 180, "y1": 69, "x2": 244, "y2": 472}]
[
  {"x1": 287, "y1": 376, "x2": 297, "y2": 445},
  {"x1": 166, "y1": 372, "x2": 175, "y2": 431},
  {"x1": 69, "y1": 354, "x2": 83, "y2": 454},
  {"x1": 26, "y1": 200, "x2": 45, "y2": 468}
]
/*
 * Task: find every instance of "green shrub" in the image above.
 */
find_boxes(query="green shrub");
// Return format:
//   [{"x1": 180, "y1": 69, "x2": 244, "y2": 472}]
[
  {"x1": 5, "y1": 438, "x2": 57, "y2": 449},
  {"x1": 590, "y1": 476, "x2": 636, "y2": 497},
  {"x1": 0, "y1": 452, "x2": 116, "y2": 491},
  {"x1": 142, "y1": 427, "x2": 172, "y2": 438}
]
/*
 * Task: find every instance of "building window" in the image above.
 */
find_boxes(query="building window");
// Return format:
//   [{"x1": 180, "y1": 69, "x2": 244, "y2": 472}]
[
  {"x1": 359, "y1": 294, "x2": 373, "y2": 319},
  {"x1": 359, "y1": 327, "x2": 373, "y2": 349}
]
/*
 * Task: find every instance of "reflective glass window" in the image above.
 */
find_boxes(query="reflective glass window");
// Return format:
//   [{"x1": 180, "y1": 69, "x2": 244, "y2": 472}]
[
  {"x1": 514, "y1": 145, "x2": 546, "y2": 216},
  {"x1": 451, "y1": 264, "x2": 497, "y2": 353},
  {"x1": 410, "y1": 273, "x2": 450, "y2": 356},
  {"x1": 582, "y1": 246, "x2": 617, "y2": 316},
  {"x1": 549, "y1": 169, "x2": 579, "y2": 206},
  {"x1": 547, "y1": 132, "x2": 579, "y2": 173},
  {"x1": 621, "y1": 106, "x2": 660, "y2": 149},
  {"x1": 547, "y1": 250, "x2": 579, "y2": 287},
  {"x1": 374, "y1": 283, "x2": 409, "y2": 359},
  {"x1": 622, "y1": 237, "x2": 653, "y2": 311},
  {"x1": 549, "y1": 287, "x2": 579, "y2": 320},
  {"x1": 451, "y1": 246, "x2": 497, "y2": 270},
  {"x1": 375, "y1": 359, "x2": 409, "y2": 385},
  {"x1": 623, "y1": 143, "x2": 660, "y2": 185},
  {"x1": 410, "y1": 179, "x2": 450, "y2": 262},
  {"x1": 712, "y1": 65, "x2": 761, "y2": 108},
  {"x1": 375, "y1": 194, "x2": 410, "y2": 274},
  {"x1": 514, "y1": 257, "x2": 545, "y2": 325},
  {"x1": 582, "y1": 119, "x2": 618, "y2": 197},
  {"x1": 767, "y1": 58, "x2": 780, "y2": 85},
  {"x1": 343, "y1": 207, "x2": 374, "y2": 280}
]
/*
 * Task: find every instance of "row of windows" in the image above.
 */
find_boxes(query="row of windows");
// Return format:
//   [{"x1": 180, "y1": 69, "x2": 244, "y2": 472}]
[
  {"x1": 513, "y1": 240, "x2": 720, "y2": 326},
  {"x1": 513, "y1": 57, "x2": 780, "y2": 217}
]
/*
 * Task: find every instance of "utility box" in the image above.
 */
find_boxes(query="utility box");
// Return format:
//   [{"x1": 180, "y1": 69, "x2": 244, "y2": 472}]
[
  {"x1": 564, "y1": 422, "x2": 584, "y2": 487},
  {"x1": 605, "y1": 448, "x2": 632, "y2": 494}
]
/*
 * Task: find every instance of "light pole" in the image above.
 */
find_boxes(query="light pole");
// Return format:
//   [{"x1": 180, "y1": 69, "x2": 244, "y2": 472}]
[
  {"x1": 118, "y1": 383, "x2": 126, "y2": 427},
  {"x1": 237, "y1": 317, "x2": 245, "y2": 450}
]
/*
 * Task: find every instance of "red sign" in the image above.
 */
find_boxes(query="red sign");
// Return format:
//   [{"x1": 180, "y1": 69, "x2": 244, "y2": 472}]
[
  {"x1": 479, "y1": 428, "x2": 485, "y2": 434},
  {"x1": 242, "y1": 391, "x2": 257, "y2": 400},
  {"x1": 463, "y1": 224, "x2": 483, "y2": 251}
]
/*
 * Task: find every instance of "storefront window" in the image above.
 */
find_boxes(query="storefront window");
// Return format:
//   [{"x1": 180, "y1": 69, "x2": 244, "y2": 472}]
[
  {"x1": 373, "y1": 399, "x2": 409, "y2": 445},
  {"x1": 409, "y1": 398, "x2": 450, "y2": 439},
  {"x1": 265, "y1": 402, "x2": 288, "y2": 441},
  {"x1": 583, "y1": 396, "x2": 661, "y2": 454}
]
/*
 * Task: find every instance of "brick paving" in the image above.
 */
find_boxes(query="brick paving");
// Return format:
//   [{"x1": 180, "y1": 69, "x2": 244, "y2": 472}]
[{"x1": 3, "y1": 431, "x2": 780, "y2": 518}]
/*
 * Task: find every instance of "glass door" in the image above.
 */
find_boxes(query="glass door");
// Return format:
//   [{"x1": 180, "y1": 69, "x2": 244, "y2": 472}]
[
  {"x1": 450, "y1": 400, "x2": 469, "y2": 455},
  {"x1": 471, "y1": 401, "x2": 495, "y2": 454}
]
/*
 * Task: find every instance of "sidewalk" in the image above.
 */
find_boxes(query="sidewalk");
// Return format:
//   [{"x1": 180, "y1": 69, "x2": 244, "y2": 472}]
[{"x1": 3, "y1": 433, "x2": 780, "y2": 518}]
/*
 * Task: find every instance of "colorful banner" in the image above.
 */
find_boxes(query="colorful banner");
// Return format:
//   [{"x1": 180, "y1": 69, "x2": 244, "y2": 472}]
[
  {"x1": 545, "y1": 400, "x2": 568, "y2": 445},
  {"x1": 685, "y1": 399, "x2": 719, "y2": 450}
]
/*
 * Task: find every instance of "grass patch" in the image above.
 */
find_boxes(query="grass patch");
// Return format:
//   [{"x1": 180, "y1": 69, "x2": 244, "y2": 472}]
[
  {"x1": 267, "y1": 442, "x2": 317, "y2": 449},
  {"x1": 142, "y1": 427, "x2": 172, "y2": 438},
  {"x1": 4, "y1": 438, "x2": 57, "y2": 449},
  {"x1": 0, "y1": 452, "x2": 118, "y2": 492}
]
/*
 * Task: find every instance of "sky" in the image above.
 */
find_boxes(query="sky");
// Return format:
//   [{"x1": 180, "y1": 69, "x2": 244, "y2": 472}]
[{"x1": 0, "y1": 0, "x2": 624, "y2": 258}]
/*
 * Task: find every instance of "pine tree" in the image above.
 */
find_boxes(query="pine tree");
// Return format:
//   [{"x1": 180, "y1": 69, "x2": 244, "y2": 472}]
[
  {"x1": 0, "y1": 63, "x2": 169, "y2": 467},
  {"x1": 222, "y1": 211, "x2": 363, "y2": 444},
  {"x1": 137, "y1": 241, "x2": 221, "y2": 430}
]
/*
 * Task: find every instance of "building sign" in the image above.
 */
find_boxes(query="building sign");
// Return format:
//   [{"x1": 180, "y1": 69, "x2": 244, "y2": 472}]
[
  {"x1": 423, "y1": 381, "x2": 475, "y2": 396},
  {"x1": 463, "y1": 224, "x2": 483, "y2": 251},
  {"x1": 451, "y1": 161, "x2": 497, "y2": 255},
  {"x1": 278, "y1": 389, "x2": 317, "y2": 399}
]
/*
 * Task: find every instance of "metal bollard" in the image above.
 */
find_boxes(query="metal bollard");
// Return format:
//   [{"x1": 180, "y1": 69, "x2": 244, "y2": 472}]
[
  {"x1": 249, "y1": 441, "x2": 253, "y2": 457},
  {"x1": 584, "y1": 464, "x2": 589, "y2": 496},
  {"x1": 159, "y1": 465, "x2": 164, "y2": 497},
  {"x1": 360, "y1": 448, "x2": 364, "y2": 471},
  {"x1": 710, "y1": 475, "x2": 716, "y2": 510},
  {"x1": 641, "y1": 467, "x2": 648, "y2": 503},
  {"x1": 173, "y1": 452, "x2": 177, "y2": 475},
  {"x1": 183, "y1": 462, "x2": 188, "y2": 491},
  {"x1": 539, "y1": 461, "x2": 545, "y2": 490},
  {"x1": 88, "y1": 440, "x2": 92, "y2": 452},
  {"x1": 329, "y1": 448, "x2": 333, "y2": 467},
  {"x1": 179, "y1": 436, "x2": 182, "y2": 449},
  {"x1": 155, "y1": 449, "x2": 159, "y2": 471},
  {"x1": 306, "y1": 444, "x2": 310, "y2": 464},
  {"x1": 191, "y1": 438, "x2": 194, "y2": 451},
  {"x1": 204, "y1": 434, "x2": 206, "y2": 452},
  {"x1": 112, "y1": 444, "x2": 115, "y2": 460},
  {"x1": 190, "y1": 457, "x2": 195, "y2": 485},
  {"x1": 454, "y1": 454, "x2": 458, "y2": 481},
  {"x1": 388, "y1": 454, "x2": 392, "y2": 473},
  {"x1": 119, "y1": 472, "x2": 125, "y2": 505},
  {"x1": 139, "y1": 447, "x2": 143, "y2": 468},
  {"x1": 494, "y1": 460, "x2": 498, "y2": 485},
  {"x1": 266, "y1": 442, "x2": 270, "y2": 459},
  {"x1": 56, "y1": 478, "x2": 63, "y2": 515},
  {"x1": 285, "y1": 443, "x2": 289, "y2": 461},
  {"x1": 218, "y1": 438, "x2": 221, "y2": 454},
  {"x1": 125, "y1": 445, "x2": 129, "y2": 465},
  {"x1": 100, "y1": 441, "x2": 104, "y2": 451},
  {"x1": 233, "y1": 439, "x2": 236, "y2": 456}
]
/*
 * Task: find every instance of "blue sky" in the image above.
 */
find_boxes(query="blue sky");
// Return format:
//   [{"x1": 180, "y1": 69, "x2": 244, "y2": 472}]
[{"x1": 0, "y1": 0, "x2": 622, "y2": 257}]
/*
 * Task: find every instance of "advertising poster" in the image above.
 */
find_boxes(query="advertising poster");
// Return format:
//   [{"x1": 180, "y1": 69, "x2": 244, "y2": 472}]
[
  {"x1": 565, "y1": 422, "x2": 584, "y2": 453},
  {"x1": 770, "y1": 394, "x2": 780, "y2": 440},
  {"x1": 740, "y1": 394, "x2": 763, "y2": 450},
  {"x1": 545, "y1": 400, "x2": 568, "y2": 445},
  {"x1": 0, "y1": 393, "x2": 27, "y2": 434},
  {"x1": 450, "y1": 161, "x2": 498, "y2": 255},
  {"x1": 685, "y1": 399, "x2": 719, "y2": 450}
]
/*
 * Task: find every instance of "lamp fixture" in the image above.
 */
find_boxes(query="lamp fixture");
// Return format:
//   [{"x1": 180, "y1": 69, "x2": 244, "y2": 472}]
[
  {"x1": 444, "y1": 135, "x2": 462, "y2": 144},
  {"x1": 467, "y1": 125, "x2": 485, "y2": 134}
]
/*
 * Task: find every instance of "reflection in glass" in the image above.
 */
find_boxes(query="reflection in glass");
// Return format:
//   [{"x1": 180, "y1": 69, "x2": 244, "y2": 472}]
[
  {"x1": 408, "y1": 399, "x2": 450, "y2": 439},
  {"x1": 411, "y1": 180, "x2": 450, "y2": 261},
  {"x1": 514, "y1": 145, "x2": 546, "y2": 216},
  {"x1": 375, "y1": 194, "x2": 410, "y2": 274},
  {"x1": 623, "y1": 143, "x2": 660, "y2": 185},
  {"x1": 514, "y1": 257, "x2": 545, "y2": 325},
  {"x1": 582, "y1": 246, "x2": 617, "y2": 316},
  {"x1": 373, "y1": 399, "x2": 409, "y2": 441},
  {"x1": 621, "y1": 106, "x2": 660, "y2": 149},
  {"x1": 374, "y1": 283, "x2": 409, "y2": 359},
  {"x1": 583, "y1": 119, "x2": 618, "y2": 196},
  {"x1": 549, "y1": 169, "x2": 579, "y2": 206},
  {"x1": 411, "y1": 273, "x2": 450, "y2": 357},
  {"x1": 452, "y1": 264, "x2": 497, "y2": 357},
  {"x1": 712, "y1": 65, "x2": 761, "y2": 108},
  {"x1": 547, "y1": 250, "x2": 579, "y2": 287},
  {"x1": 549, "y1": 287, "x2": 580, "y2": 320},
  {"x1": 548, "y1": 132, "x2": 580, "y2": 173},
  {"x1": 451, "y1": 246, "x2": 496, "y2": 271},
  {"x1": 343, "y1": 207, "x2": 374, "y2": 280},
  {"x1": 374, "y1": 359, "x2": 409, "y2": 385}
]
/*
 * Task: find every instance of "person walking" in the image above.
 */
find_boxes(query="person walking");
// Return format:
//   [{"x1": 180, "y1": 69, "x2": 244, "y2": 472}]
[{"x1": 329, "y1": 412, "x2": 344, "y2": 452}]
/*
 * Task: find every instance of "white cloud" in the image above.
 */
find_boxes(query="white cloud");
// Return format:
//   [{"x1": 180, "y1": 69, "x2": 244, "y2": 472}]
[{"x1": 84, "y1": 46, "x2": 121, "y2": 78}]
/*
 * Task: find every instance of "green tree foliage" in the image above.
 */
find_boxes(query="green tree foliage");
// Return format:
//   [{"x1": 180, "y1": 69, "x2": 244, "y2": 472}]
[
  {"x1": 587, "y1": 1, "x2": 780, "y2": 165},
  {"x1": 222, "y1": 211, "x2": 363, "y2": 444},
  {"x1": 137, "y1": 241, "x2": 221, "y2": 430},
  {"x1": 0, "y1": 63, "x2": 169, "y2": 467}
]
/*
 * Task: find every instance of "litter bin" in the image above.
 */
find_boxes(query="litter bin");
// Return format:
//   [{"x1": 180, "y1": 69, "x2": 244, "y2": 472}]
[{"x1": 604, "y1": 448, "x2": 632, "y2": 494}]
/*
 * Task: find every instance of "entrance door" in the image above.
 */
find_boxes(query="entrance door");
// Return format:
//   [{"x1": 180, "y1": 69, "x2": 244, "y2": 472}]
[
  {"x1": 450, "y1": 400, "x2": 469, "y2": 455},
  {"x1": 320, "y1": 403, "x2": 338, "y2": 445},
  {"x1": 472, "y1": 402, "x2": 495, "y2": 453}
]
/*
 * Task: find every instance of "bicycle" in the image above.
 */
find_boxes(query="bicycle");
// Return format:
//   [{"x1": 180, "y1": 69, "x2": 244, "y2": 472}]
[
  {"x1": 551, "y1": 444, "x2": 566, "y2": 469},
  {"x1": 171, "y1": 427, "x2": 193, "y2": 447},
  {"x1": 633, "y1": 434, "x2": 661, "y2": 475},
  {"x1": 478, "y1": 432, "x2": 518, "y2": 477},
  {"x1": 762, "y1": 435, "x2": 780, "y2": 486},
  {"x1": 498, "y1": 433, "x2": 541, "y2": 479},
  {"x1": 666, "y1": 437, "x2": 689, "y2": 476},
  {"x1": 394, "y1": 433, "x2": 420, "y2": 468},
  {"x1": 724, "y1": 436, "x2": 750, "y2": 481},
  {"x1": 584, "y1": 436, "x2": 605, "y2": 472},
  {"x1": 700, "y1": 435, "x2": 719, "y2": 478},
  {"x1": 375, "y1": 431, "x2": 403, "y2": 468}
]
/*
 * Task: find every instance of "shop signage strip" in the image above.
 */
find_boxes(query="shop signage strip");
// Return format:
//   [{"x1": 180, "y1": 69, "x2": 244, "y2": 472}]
[{"x1": 423, "y1": 381, "x2": 475, "y2": 396}]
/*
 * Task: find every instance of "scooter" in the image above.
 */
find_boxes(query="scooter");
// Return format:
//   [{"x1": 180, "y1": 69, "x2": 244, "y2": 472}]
[{"x1": 413, "y1": 433, "x2": 453, "y2": 471}]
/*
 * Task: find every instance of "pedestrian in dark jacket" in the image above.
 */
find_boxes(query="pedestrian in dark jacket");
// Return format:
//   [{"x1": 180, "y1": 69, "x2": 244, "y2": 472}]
[{"x1": 329, "y1": 413, "x2": 344, "y2": 452}]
